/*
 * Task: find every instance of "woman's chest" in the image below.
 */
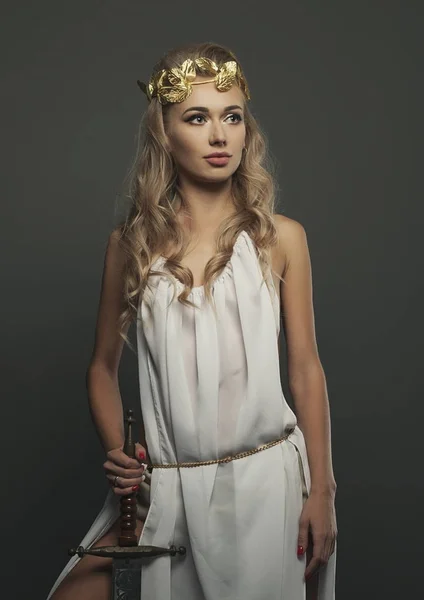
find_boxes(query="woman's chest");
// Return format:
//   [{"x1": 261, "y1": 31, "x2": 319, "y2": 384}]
[{"x1": 157, "y1": 231, "x2": 285, "y2": 306}]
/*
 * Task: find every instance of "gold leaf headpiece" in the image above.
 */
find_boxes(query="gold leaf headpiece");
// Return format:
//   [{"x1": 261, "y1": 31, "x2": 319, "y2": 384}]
[{"x1": 137, "y1": 57, "x2": 251, "y2": 105}]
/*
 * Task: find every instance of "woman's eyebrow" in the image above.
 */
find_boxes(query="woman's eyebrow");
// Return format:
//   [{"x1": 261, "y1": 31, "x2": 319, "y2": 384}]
[{"x1": 182, "y1": 104, "x2": 243, "y2": 116}]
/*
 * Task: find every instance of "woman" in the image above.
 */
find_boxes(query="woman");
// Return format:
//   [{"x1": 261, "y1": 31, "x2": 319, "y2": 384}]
[{"x1": 48, "y1": 42, "x2": 337, "y2": 599}]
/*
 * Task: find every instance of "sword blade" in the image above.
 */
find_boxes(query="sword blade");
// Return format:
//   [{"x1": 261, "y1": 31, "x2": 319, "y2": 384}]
[{"x1": 112, "y1": 557, "x2": 142, "y2": 600}]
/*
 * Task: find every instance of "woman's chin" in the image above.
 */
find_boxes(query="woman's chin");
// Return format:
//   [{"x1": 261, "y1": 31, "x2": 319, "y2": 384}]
[
  {"x1": 200, "y1": 174, "x2": 233, "y2": 185},
  {"x1": 183, "y1": 171, "x2": 233, "y2": 186},
  {"x1": 200, "y1": 165, "x2": 240, "y2": 182}
]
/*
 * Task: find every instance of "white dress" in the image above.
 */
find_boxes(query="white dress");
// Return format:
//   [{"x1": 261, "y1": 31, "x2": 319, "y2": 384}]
[{"x1": 47, "y1": 229, "x2": 336, "y2": 600}]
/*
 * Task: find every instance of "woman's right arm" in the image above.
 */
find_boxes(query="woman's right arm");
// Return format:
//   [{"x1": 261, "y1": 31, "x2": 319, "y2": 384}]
[
  {"x1": 85, "y1": 229, "x2": 148, "y2": 496},
  {"x1": 86, "y1": 228, "x2": 133, "y2": 454}
]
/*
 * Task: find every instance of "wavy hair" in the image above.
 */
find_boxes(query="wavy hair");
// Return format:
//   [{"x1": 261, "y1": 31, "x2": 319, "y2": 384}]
[{"x1": 115, "y1": 41, "x2": 284, "y2": 350}]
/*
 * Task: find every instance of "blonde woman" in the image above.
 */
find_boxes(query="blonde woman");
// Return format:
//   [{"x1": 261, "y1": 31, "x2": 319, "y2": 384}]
[{"x1": 48, "y1": 42, "x2": 337, "y2": 600}]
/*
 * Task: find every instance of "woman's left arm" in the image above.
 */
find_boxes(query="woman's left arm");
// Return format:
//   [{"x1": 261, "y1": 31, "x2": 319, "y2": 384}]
[{"x1": 275, "y1": 215, "x2": 337, "y2": 578}]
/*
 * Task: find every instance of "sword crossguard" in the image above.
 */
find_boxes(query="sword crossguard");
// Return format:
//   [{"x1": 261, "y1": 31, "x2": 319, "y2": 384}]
[{"x1": 68, "y1": 544, "x2": 187, "y2": 559}]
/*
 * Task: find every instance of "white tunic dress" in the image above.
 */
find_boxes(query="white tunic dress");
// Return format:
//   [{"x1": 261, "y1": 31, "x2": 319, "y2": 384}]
[{"x1": 47, "y1": 229, "x2": 336, "y2": 600}]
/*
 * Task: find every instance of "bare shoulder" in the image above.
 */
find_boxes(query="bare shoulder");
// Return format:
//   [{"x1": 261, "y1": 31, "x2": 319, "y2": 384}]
[
  {"x1": 273, "y1": 213, "x2": 306, "y2": 241},
  {"x1": 108, "y1": 226, "x2": 124, "y2": 251},
  {"x1": 272, "y1": 213, "x2": 307, "y2": 277},
  {"x1": 105, "y1": 227, "x2": 127, "y2": 267}
]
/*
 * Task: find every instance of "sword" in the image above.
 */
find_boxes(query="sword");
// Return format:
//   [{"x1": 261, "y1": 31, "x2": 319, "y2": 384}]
[{"x1": 68, "y1": 408, "x2": 186, "y2": 599}]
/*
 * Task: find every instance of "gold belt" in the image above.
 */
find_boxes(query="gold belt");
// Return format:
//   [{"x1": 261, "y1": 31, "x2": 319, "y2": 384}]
[{"x1": 146, "y1": 427, "x2": 295, "y2": 471}]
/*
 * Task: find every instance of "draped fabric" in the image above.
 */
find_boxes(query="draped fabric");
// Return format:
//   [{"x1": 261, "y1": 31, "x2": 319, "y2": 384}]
[{"x1": 47, "y1": 230, "x2": 336, "y2": 599}]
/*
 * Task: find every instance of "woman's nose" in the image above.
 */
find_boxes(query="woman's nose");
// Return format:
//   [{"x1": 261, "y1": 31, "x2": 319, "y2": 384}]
[{"x1": 209, "y1": 123, "x2": 227, "y2": 145}]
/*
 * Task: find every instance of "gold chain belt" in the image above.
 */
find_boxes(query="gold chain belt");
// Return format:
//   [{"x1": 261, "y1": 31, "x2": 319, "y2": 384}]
[{"x1": 146, "y1": 427, "x2": 295, "y2": 471}]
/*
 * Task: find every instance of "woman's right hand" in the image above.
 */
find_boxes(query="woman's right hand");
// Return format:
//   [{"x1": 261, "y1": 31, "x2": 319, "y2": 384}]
[{"x1": 103, "y1": 442, "x2": 148, "y2": 496}]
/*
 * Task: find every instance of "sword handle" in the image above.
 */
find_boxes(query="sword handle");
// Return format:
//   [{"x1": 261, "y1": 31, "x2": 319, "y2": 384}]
[{"x1": 118, "y1": 408, "x2": 138, "y2": 547}]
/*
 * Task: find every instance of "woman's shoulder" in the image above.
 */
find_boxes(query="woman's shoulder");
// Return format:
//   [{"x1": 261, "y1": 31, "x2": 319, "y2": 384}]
[
  {"x1": 272, "y1": 213, "x2": 305, "y2": 237},
  {"x1": 102, "y1": 227, "x2": 128, "y2": 274},
  {"x1": 109, "y1": 226, "x2": 124, "y2": 245},
  {"x1": 271, "y1": 214, "x2": 307, "y2": 276}
]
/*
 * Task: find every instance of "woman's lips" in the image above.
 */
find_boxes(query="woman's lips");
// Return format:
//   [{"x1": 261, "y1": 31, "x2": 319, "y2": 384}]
[{"x1": 204, "y1": 156, "x2": 230, "y2": 166}]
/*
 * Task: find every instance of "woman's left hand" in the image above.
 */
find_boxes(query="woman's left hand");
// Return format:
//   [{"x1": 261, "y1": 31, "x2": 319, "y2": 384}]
[{"x1": 297, "y1": 489, "x2": 338, "y2": 580}]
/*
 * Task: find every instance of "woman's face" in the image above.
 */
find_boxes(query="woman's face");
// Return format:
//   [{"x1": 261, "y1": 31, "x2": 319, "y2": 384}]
[{"x1": 163, "y1": 76, "x2": 247, "y2": 184}]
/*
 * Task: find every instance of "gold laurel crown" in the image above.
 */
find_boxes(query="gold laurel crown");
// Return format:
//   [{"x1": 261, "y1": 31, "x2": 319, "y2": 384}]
[{"x1": 137, "y1": 57, "x2": 251, "y2": 105}]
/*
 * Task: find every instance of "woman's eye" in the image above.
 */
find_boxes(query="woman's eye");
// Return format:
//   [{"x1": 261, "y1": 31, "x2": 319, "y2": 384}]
[
  {"x1": 227, "y1": 113, "x2": 242, "y2": 123},
  {"x1": 187, "y1": 115, "x2": 205, "y2": 123},
  {"x1": 186, "y1": 113, "x2": 243, "y2": 124}
]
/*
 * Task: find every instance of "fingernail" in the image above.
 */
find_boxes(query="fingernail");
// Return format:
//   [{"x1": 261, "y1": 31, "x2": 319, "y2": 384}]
[
  {"x1": 141, "y1": 474, "x2": 146, "y2": 482},
  {"x1": 132, "y1": 485, "x2": 139, "y2": 491},
  {"x1": 138, "y1": 451, "x2": 145, "y2": 459},
  {"x1": 297, "y1": 545, "x2": 305, "y2": 556}
]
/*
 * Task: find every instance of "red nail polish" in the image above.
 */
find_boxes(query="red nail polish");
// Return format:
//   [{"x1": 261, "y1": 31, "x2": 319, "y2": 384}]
[
  {"x1": 132, "y1": 485, "x2": 139, "y2": 491},
  {"x1": 138, "y1": 451, "x2": 145, "y2": 459},
  {"x1": 297, "y1": 545, "x2": 304, "y2": 556}
]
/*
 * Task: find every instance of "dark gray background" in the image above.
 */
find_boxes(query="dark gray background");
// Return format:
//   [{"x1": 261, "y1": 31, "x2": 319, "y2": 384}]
[{"x1": 2, "y1": 1, "x2": 422, "y2": 598}]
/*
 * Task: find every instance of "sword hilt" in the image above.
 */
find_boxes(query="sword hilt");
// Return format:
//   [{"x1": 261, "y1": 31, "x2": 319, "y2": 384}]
[
  {"x1": 68, "y1": 408, "x2": 188, "y2": 564},
  {"x1": 118, "y1": 408, "x2": 138, "y2": 547}
]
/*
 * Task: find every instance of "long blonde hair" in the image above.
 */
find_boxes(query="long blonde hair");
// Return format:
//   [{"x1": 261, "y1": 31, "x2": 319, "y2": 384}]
[{"x1": 115, "y1": 41, "x2": 283, "y2": 349}]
